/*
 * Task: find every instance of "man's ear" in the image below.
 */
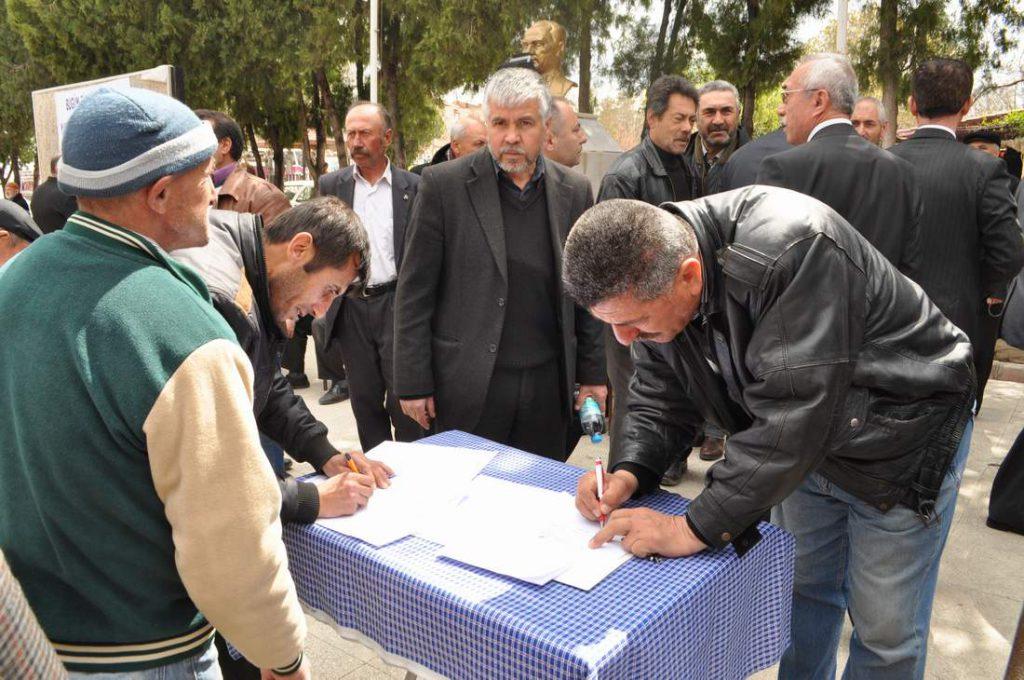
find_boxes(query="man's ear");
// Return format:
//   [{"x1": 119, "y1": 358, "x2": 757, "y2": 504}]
[
  {"x1": 0, "y1": 229, "x2": 10, "y2": 246},
  {"x1": 288, "y1": 231, "x2": 314, "y2": 263},
  {"x1": 218, "y1": 136, "x2": 233, "y2": 159},
  {"x1": 960, "y1": 96, "x2": 973, "y2": 118},
  {"x1": 907, "y1": 95, "x2": 918, "y2": 118},
  {"x1": 145, "y1": 176, "x2": 176, "y2": 215}
]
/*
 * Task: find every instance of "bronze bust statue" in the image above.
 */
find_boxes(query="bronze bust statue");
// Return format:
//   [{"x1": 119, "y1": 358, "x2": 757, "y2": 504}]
[{"x1": 521, "y1": 20, "x2": 577, "y2": 100}]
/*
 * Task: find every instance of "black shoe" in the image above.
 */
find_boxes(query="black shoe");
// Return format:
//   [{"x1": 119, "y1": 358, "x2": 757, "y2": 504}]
[
  {"x1": 699, "y1": 436, "x2": 725, "y2": 461},
  {"x1": 286, "y1": 372, "x2": 310, "y2": 389},
  {"x1": 318, "y1": 380, "x2": 350, "y2": 405},
  {"x1": 660, "y1": 456, "x2": 688, "y2": 486}
]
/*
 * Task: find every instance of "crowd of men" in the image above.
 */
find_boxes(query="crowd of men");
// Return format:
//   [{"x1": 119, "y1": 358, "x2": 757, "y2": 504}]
[{"x1": 0, "y1": 51, "x2": 1022, "y2": 680}]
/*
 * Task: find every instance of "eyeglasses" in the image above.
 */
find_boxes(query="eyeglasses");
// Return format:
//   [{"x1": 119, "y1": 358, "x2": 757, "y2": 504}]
[{"x1": 780, "y1": 88, "x2": 816, "y2": 104}]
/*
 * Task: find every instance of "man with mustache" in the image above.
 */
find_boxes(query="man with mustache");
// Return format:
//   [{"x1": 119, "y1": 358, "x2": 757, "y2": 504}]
[
  {"x1": 689, "y1": 80, "x2": 748, "y2": 196},
  {"x1": 317, "y1": 102, "x2": 425, "y2": 451},
  {"x1": 597, "y1": 74, "x2": 701, "y2": 484},
  {"x1": 395, "y1": 67, "x2": 606, "y2": 459}
]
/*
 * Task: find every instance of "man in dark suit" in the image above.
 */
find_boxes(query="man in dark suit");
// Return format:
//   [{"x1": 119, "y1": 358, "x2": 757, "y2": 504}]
[
  {"x1": 757, "y1": 53, "x2": 923, "y2": 278},
  {"x1": 891, "y1": 58, "x2": 1023, "y2": 407},
  {"x1": 719, "y1": 123, "x2": 790, "y2": 191},
  {"x1": 318, "y1": 101, "x2": 424, "y2": 451},
  {"x1": 29, "y1": 156, "x2": 77, "y2": 234},
  {"x1": 395, "y1": 68, "x2": 607, "y2": 459}
]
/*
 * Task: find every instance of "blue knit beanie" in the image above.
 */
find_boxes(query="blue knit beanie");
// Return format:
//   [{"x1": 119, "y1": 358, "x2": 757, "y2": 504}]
[{"x1": 57, "y1": 87, "x2": 218, "y2": 198}]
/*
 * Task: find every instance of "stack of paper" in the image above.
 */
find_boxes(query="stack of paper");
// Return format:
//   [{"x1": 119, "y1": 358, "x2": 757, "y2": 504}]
[
  {"x1": 428, "y1": 477, "x2": 633, "y2": 590},
  {"x1": 314, "y1": 441, "x2": 495, "y2": 547}
]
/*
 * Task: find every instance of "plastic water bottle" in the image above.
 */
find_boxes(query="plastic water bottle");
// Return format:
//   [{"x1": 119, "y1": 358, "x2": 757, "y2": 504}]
[{"x1": 579, "y1": 396, "x2": 606, "y2": 444}]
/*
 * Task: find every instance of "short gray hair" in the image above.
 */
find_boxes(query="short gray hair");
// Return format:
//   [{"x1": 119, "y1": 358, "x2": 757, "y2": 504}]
[
  {"x1": 449, "y1": 110, "x2": 485, "y2": 142},
  {"x1": 482, "y1": 68, "x2": 552, "y2": 122},
  {"x1": 548, "y1": 96, "x2": 575, "y2": 134},
  {"x1": 799, "y1": 53, "x2": 859, "y2": 115},
  {"x1": 564, "y1": 199, "x2": 698, "y2": 308},
  {"x1": 855, "y1": 96, "x2": 888, "y2": 124},
  {"x1": 698, "y1": 80, "x2": 740, "y2": 106}
]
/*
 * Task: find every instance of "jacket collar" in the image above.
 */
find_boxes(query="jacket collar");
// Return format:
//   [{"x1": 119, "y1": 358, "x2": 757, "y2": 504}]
[
  {"x1": 660, "y1": 199, "x2": 725, "y2": 318},
  {"x1": 912, "y1": 126, "x2": 958, "y2": 141},
  {"x1": 218, "y1": 163, "x2": 252, "y2": 201},
  {"x1": 64, "y1": 211, "x2": 212, "y2": 302},
  {"x1": 640, "y1": 136, "x2": 669, "y2": 177}
]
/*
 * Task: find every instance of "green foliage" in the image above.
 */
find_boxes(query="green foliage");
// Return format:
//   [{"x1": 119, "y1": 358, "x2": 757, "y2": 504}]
[{"x1": 0, "y1": 3, "x2": 47, "y2": 169}]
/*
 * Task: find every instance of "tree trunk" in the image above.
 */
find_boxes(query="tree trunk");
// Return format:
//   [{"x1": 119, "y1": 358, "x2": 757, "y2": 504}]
[
  {"x1": 382, "y1": 13, "x2": 405, "y2": 167},
  {"x1": 664, "y1": 0, "x2": 688, "y2": 70},
  {"x1": 266, "y1": 127, "x2": 285, "y2": 188},
  {"x1": 298, "y1": 85, "x2": 315, "y2": 182},
  {"x1": 742, "y1": 83, "x2": 756, "y2": 135},
  {"x1": 650, "y1": 0, "x2": 673, "y2": 86},
  {"x1": 577, "y1": 0, "x2": 593, "y2": 113},
  {"x1": 878, "y1": 0, "x2": 899, "y2": 147},
  {"x1": 12, "y1": 149, "x2": 20, "y2": 186},
  {"x1": 245, "y1": 123, "x2": 266, "y2": 179},
  {"x1": 33, "y1": 150, "x2": 39, "y2": 190},
  {"x1": 354, "y1": 0, "x2": 370, "y2": 101},
  {"x1": 741, "y1": 0, "x2": 760, "y2": 136},
  {"x1": 315, "y1": 68, "x2": 348, "y2": 166}
]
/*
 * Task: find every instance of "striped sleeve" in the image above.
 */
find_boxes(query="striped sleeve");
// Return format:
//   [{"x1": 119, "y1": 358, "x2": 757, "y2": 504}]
[{"x1": 142, "y1": 339, "x2": 305, "y2": 670}]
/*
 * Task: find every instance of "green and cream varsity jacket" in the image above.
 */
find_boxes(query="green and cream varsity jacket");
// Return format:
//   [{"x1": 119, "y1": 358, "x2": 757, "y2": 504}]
[{"x1": 0, "y1": 212, "x2": 305, "y2": 673}]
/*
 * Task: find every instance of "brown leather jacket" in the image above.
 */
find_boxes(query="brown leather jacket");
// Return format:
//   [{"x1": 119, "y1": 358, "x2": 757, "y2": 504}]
[{"x1": 217, "y1": 164, "x2": 292, "y2": 223}]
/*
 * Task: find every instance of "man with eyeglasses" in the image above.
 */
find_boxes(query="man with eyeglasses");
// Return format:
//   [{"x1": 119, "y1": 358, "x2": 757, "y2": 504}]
[{"x1": 757, "y1": 53, "x2": 924, "y2": 280}]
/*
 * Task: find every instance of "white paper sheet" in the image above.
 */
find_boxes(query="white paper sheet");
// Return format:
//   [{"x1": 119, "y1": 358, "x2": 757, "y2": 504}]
[
  {"x1": 433, "y1": 477, "x2": 632, "y2": 589},
  {"x1": 314, "y1": 441, "x2": 495, "y2": 547}
]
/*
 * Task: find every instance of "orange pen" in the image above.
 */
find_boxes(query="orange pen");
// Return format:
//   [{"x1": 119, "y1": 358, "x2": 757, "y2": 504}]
[{"x1": 344, "y1": 452, "x2": 360, "y2": 474}]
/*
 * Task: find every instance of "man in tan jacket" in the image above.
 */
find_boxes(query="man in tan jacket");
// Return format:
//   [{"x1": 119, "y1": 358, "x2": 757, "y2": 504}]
[{"x1": 195, "y1": 109, "x2": 292, "y2": 222}]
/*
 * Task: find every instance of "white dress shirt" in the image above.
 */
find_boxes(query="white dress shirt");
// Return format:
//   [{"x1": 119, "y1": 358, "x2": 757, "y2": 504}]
[
  {"x1": 352, "y1": 161, "x2": 396, "y2": 286},
  {"x1": 916, "y1": 124, "x2": 957, "y2": 139},
  {"x1": 808, "y1": 118, "x2": 853, "y2": 142}
]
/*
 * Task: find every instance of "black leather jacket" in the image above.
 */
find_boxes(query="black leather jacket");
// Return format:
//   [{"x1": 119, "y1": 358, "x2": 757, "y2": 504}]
[
  {"x1": 598, "y1": 136, "x2": 697, "y2": 204},
  {"x1": 615, "y1": 187, "x2": 975, "y2": 555},
  {"x1": 173, "y1": 210, "x2": 337, "y2": 522}
]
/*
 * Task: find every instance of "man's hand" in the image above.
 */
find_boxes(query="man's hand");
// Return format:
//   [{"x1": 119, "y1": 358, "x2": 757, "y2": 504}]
[
  {"x1": 400, "y1": 396, "x2": 435, "y2": 430},
  {"x1": 576, "y1": 468, "x2": 637, "y2": 521},
  {"x1": 261, "y1": 656, "x2": 311, "y2": 679},
  {"x1": 588, "y1": 508, "x2": 708, "y2": 558},
  {"x1": 322, "y1": 450, "x2": 392, "y2": 488},
  {"x1": 575, "y1": 384, "x2": 609, "y2": 414},
  {"x1": 315, "y1": 472, "x2": 374, "y2": 518}
]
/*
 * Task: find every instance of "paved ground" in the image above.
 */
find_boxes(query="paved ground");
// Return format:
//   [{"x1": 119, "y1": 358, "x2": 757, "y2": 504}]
[{"x1": 287, "y1": 345, "x2": 1024, "y2": 679}]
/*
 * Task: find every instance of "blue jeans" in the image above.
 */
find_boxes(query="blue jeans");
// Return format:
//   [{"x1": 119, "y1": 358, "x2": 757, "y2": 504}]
[
  {"x1": 774, "y1": 418, "x2": 973, "y2": 680},
  {"x1": 67, "y1": 642, "x2": 220, "y2": 679}
]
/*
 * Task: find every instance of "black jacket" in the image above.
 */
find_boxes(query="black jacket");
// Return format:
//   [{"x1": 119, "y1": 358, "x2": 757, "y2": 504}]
[
  {"x1": 598, "y1": 136, "x2": 697, "y2": 205},
  {"x1": 757, "y1": 122, "x2": 923, "y2": 280},
  {"x1": 395, "y1": 149, "x2": 606, "y2": 430},
  {"x1": 616, "y1": 187, "x2": 975, "y2": 555},
  {"x1": 687, "y1": 127, "x2": 751, "y2": 196},
  {"x1": 719, "y1": 128, "x2": 791, "y2": 191},
  {"x1": 29, "y1": 178, "x2": 77, "y2": 234},
  {"x1": 317, "y1": 164, "x2": 420, "y2": 348},
  {"x1": 173, "y1": 210, "x2": 338, "y2": 523},
  {"x1": 890, "y1": 128, "x2": 1023, "y2": 349}
]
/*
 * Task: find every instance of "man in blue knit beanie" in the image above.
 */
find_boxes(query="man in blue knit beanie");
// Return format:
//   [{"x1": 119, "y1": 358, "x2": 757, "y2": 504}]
[{"x1": 0, "y1": 87, "x2": 309, "y2": 679}]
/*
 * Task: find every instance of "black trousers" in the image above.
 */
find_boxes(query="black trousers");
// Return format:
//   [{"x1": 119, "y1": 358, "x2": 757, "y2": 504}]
[
  {"x1": 312, "y1": 312, "x2": 347, "y2": 383},
  {"x1": 337, "y1": 289, "x2": 423, "y2": 450},
  {"x1": 475, "y1": 360, "x2": 568, "y2": 460},
  {"x1": 280, "y1": 315, "x2": 312, "y2": 374},
  {"x1": 214, "y1": 632, "x2": 259, "y2": 679},
  {"x1": 989, "y1": 423, "x2": 1024, "y2": 535}
]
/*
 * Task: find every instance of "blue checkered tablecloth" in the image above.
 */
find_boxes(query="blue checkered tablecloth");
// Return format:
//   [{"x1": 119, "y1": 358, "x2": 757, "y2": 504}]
[{"x1": 284, "y1": 431, "x2": 795, "y2": 679}]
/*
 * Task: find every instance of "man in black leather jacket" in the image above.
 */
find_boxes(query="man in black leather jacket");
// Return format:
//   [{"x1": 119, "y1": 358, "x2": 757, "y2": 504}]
[
  {"x1": 173, "y1": 198, "x2": 391, "y2": 524},
  {"x1": 565, "y1": 187, "x2": 975, "y2": 680}
]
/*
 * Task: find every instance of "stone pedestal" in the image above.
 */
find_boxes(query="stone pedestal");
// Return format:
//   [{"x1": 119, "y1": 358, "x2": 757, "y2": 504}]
[{"x1": 577, "y1": 113, "x2": 622, "y2": 197}]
